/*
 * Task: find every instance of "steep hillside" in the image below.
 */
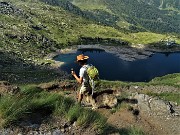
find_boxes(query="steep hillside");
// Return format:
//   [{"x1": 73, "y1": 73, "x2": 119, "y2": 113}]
[
  {"x1": 140, "y1": 0, "x2": 180, "y2": 9},
  {"x1": 0, "y1": 0, "x2": 127, "y2": 60},
  {"x1": 71, "y1": 0, "x2": 180, "y2": 33},
  {"x1": 140, "y1": 0, "x2": 180, "y2": 25},
  {"x1": 0, "y1": 0, "x2": 180, "y2": 62}
]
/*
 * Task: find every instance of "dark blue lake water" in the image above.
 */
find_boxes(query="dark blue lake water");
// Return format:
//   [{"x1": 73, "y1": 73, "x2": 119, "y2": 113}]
[{"x1": 54, "y1": 49, "x2": 180, "y2": 82}]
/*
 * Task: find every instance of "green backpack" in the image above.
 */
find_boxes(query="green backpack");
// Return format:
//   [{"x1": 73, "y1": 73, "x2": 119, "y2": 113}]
[
  {"x1": 87, "y1": 65, "x2": 99, "y2": 81},
  {"x1": 86, "y1": 64, "x2": 100, "y2": 95}
]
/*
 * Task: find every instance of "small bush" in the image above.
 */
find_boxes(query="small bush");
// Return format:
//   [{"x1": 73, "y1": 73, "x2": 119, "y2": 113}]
[
  {"x1": 0, "y1": 85, "x2": 108, "y2": 133},
  {"x1": 77, "y1": 109, "x2": 106, "y2": 130},
  {"x1": 93, "y1": 114, "x2": 107, "y2": 133},
  {"x1": 20, "y1": 85, "x2": 43, "y2": 95},
  {"x1": 0, "y1": 95, "x2": 31, "y2": 127},
  {"x1": 66, "y1": 104, "x2": 83, "y2": 122},
  {"x1": 128, "y1": 126, "x2": 145, "y2": 135},
  {"x1": 54, "y1": 96, "x2": 75, "y2": 116},
  {"x1": 30, "y1": 92, "x2": 60, "y2": 110}
]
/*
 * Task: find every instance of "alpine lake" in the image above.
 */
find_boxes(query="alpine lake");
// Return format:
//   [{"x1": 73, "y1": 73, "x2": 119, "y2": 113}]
[{"x1": 54, "y1": 48, "x2": 180, "y2": 82}]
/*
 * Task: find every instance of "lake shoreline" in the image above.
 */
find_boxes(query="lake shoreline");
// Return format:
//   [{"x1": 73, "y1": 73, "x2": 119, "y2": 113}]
[{"x1": 46, "y1": 44, "x2": 180, "y2": 68}]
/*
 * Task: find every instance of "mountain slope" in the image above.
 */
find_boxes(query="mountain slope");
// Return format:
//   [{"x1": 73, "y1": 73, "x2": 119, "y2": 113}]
[
  {"x1": 139, "y1": 0, "x2": 180, "y2": 9},
  {"x1": 0, "y1": 0, "x2": 127, "y2": 60},
  {"x1": 0, "y1": 0, "x2": 180, "y2": 62},
  {"x1": 71, "y1": 0, "x2": 180, "y2": 33}
]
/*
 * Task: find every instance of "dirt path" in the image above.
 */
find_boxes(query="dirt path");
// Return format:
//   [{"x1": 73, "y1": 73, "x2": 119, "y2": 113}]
[
  {"x1": 65, "y1": 88, "x2": 180, "y2": 135},
  {"x1": 105, "y1": 108, "x2": 177, "y2": 135}
]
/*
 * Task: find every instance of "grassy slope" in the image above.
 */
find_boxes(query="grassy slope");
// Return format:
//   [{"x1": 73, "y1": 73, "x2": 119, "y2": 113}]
[
  {"x1": 0, "y1": 0, "x2": 126, "y2": 59},
  {"x1": 72, "y1": 0, "x2": 108, "y2": 11},
  {"x1": 1, "y1": 0, "x2": 180, "y2": 61},
  {"x1": 0, "y1": 84, "x2": 145, "y2": 134},
  {"x1": 3, "y1": 73, "x2": 179, "y2": 132},
  {"x1": 150, "y1": 73, "x2": 180, "y2": 87},
  {"x1": 141, "y1": 0, "x2": 180, "y2": 10},
  {"x1": 99, "y1": 73, "x2": 180, "y2": 88},
  {"x1": 71, "y1": 0, "x2": 180, "y2": 44}
]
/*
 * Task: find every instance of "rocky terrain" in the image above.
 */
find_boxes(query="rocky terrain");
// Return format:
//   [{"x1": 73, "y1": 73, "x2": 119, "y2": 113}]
[{"x1": 0, "y1": 81, "x2": 179, "y2": 135}]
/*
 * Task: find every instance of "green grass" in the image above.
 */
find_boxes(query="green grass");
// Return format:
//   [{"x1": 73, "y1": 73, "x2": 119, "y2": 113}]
[
  {"x1": 96, "y1": 80, "x2": 129, "y2": 91},
  {"x1": 127, "y1": 126, "x2": 145, "y2": 135},
  {"x1": 0, "y1": 95, "x2": 31, "y2": 127},
  {"x1": 54, "y1": 96, "x2": 75, "y2": 117},
  {"x1": 0, "y1": 83, "x2": 148, "y2": 134},
  {"x1": 72, "y1": 0, "x2": 109, "y2": 11},
  {"x1": 123, "y1": 32, "x2": 180, "y2": 45},
  {"x1": 66, "y1": 104, "x2": 83, "y2": 122},
  {"x1": 102, "y1": 124, "x2": 145, "y2": 135},
  {"x1": 20, "y1": 85, "x2": 43, "y2": 94},
  {"x1": 0, "y1": 85, "x2": 108, "y2": 132},
  {"x1": 144, "y1": 92, "x2": 180, "y2": 105},
  {"x1": 150, "y1": 73, "x2": 180, "y2": 87},
  {"x1": 97, "y1": 73, "x2": 180, "y2": 90},
  {"x1": 76, "y1": 109, "x2": 107, "y2": 129}
]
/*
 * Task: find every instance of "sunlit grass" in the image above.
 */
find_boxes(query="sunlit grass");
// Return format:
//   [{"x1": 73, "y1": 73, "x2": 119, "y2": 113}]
[
  {"x1": 0, "y1": 95, "x2": 31, "y2": 127},
  {"x1": 143, "y1": 91, "x2": 180, "y2": 105},
  {"x1": 66, "y1": 104, "x2": 83, "y2": 122},
  {"x1": 0, "y1": 85, "x2": 108, "y2": 133},
  {"x1": 150, "y1": 73, "x2": 180, "y2": 87},
  {"x1": 72, "y1": 0, "x2": 108, "y2": 11}
]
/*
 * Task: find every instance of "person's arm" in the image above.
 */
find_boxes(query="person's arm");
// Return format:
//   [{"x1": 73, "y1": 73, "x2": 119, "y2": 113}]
[{"x1": 71, "y1": 71, "x2": 83, "y2": 84}]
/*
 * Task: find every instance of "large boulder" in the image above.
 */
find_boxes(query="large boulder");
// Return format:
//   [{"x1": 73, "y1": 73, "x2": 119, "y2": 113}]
[{"x1": 130, "y1": 93, "x2": 177, "y2": 116}]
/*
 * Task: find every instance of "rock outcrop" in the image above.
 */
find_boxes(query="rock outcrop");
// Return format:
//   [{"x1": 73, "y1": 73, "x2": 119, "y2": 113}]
[{"x1": 130, "y1": 93, "x2": 179, "y2": 116}]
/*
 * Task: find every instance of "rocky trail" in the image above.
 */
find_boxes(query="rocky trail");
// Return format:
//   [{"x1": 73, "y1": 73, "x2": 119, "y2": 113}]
[
  {"x1": 36, "y1": 81, "x2": 180, "y2": 135},
  {"x1": 0, "y1": 81, "x2": 179, "y2": 135},
  {"x1": 51, "y1": 83, "x2": 180, "y2": 135}
]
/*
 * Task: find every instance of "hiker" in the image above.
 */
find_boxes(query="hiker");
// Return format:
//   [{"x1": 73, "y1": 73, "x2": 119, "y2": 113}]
[{"x1": 71, "y1": 54, "x2": 92, "y2": 104}]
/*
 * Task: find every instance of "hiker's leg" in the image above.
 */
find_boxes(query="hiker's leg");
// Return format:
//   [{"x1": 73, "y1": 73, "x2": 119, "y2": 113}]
[
  {"x1": 79, "y1": 86, "x2": 86, "y2": 103},
  {"x1": 78, "y1": 93, "x2": 83, "y2": 103},
  {"x1": 76, "y1": 91, "x2": 79, "y2": 101}
]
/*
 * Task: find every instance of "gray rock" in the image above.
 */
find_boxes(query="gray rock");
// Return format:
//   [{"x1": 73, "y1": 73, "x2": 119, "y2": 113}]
[
  {"x1": 149, "y1": 98, "x2": 173, "y2": 115},
  {"x1": 131, "y1": 93, "x2": 176, "y2": 116}
]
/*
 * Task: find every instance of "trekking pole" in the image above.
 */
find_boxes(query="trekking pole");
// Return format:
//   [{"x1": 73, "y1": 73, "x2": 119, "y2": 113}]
[{"x1": 91, "y1": 79, "x2": 95, "y2": 95}]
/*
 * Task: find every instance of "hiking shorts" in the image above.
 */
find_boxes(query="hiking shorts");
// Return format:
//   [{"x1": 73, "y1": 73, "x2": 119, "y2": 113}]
[{"x1": 79, "y1": 85, "x2": 92, "y2": 95}]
